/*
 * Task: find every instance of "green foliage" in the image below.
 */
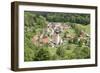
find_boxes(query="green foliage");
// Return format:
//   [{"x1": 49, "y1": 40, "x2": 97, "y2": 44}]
[
  {"x1": 24, "y1": 47, "x2": 35, "y2": 61},
  {"x1": 24, "y1": 12, "x2": 47, "y2": 34},
  {"x1": 25, "y1": 12, "x2": 90, "y2": 25},
  {"x1": 34, "y1": 47, "x2": 52, "y2": 61},
  {"x1": 24, "y1": 11, "x2": 90, "y2": 61},
  {"x1": 52, "y1": 54, "x2": 61, "y2": 60},
  {"x1": 56, "y1": 46, "x2": 66, "y2": 58},
  {"x1": 45, "y1": 13, "x2": 90, "y2": 24},
  {"x1": 73, "y1": 46, "x2": 90, "y2": 59}
]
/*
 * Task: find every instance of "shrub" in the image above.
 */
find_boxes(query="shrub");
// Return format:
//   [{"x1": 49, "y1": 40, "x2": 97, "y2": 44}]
[
  {"x1": 52, "y1": 54, "x2": 61, "y2": 60},
  {"x1": 34, "y1": 47, "x2": 52, "y2": 61},
  {"x1": 73, "y1": 46, "x2": 90, "y2": 59},
  {"x1": 81, "y1": 46, "x2": 90, "y2": 58},
  {"x1": 24, "y1": 47, "x2": 35, "y2": 61},
  {"x1": 56, "y1": 46, "x2": 66, "y2": 58}
]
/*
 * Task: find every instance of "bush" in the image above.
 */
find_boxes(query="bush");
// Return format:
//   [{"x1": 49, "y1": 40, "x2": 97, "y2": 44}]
[
  {"x1": 34, "y1": 47, "x2": 52, "y2": 61},
  {"x1": 81, "y1": 46, "x2": 90, "y2": 58},
  {"x1": 24, "y1": 47, "x2": 35, "y2": 61},
  {"x1": 73, "y1": 46, "x2": 90, "y2": 59},
  {"x1": 52, "y1": 54, "x2": 61, "y2": 60},
  {"x1": 56, "y1": 46, "x2": 66, "y2": 58}
]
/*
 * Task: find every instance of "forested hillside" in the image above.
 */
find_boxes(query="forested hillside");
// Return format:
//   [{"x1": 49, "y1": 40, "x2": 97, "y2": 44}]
[{"x1": 24, "y1": 11, "x2": 90, "y2": 61}]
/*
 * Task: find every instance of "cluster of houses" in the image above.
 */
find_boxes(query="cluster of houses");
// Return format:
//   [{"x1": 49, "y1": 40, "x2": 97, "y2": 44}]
[
  {"x1": 32, "y1": 22, "x2": 70, "y2": 47},
  {"x1": 32, "y1": 22, "x2": 90, "y2": 47}
]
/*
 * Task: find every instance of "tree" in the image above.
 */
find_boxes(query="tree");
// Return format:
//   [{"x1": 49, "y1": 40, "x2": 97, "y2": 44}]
[{"x1": 34, "y1": 47, "x2": 52, "y2": 61}]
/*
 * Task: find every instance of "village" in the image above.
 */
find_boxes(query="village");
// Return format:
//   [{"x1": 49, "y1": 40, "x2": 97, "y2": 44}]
[
  {"x1": 24, "y1": 12, "x2": 91, "y2": 61},
  {"x1": 31, "y1": 22, "x2": 90, "y2": 48}
]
